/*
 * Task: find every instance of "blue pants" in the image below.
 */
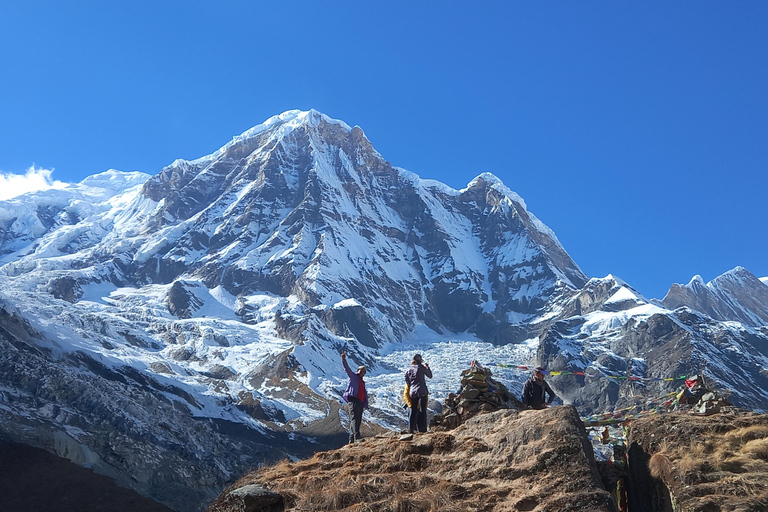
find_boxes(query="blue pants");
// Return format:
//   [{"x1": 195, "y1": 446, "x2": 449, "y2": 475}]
[{"x1": 409, "y1": 395, "x2": 428, "y2": 433}]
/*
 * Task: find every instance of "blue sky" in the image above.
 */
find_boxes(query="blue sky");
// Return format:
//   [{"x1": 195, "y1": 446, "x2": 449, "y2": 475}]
[{"x1": 1, "y1": 2, "x2": 766, "y2": 300}]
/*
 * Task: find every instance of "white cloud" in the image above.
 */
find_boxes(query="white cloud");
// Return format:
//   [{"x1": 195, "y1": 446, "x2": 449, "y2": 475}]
[{"x1": 0, "y1": 166, "x2": 69, "y2": 200}]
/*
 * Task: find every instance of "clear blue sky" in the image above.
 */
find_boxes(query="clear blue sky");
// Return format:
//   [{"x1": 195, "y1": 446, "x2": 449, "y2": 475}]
[{"x1": 1, "y1": 2, "x2": 766, "y2": 300}]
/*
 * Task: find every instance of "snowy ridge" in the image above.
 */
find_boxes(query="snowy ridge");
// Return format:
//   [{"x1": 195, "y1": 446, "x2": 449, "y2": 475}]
[{"x1": 662, "y1": 266, "x2": 768, "y2": 327}]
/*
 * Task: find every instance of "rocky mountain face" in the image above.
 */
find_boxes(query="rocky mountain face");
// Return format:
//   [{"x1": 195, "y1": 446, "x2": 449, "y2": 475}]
[
  {"x1": 0, "y1": 305, "x2": 336, "y2": 511},
  {"x1": 1, "y1": 110, "x2": 767, "y2": 511},
  {"x1": 536, "y1": 274, "x2": 768, "y2": 414},
  {"x1": 136, "y1": 109, "x2": 586, "y2": 345},
  {"x1": 662, "y1": 266, "x2": 768, "y2": 327},
  {"x1": 0, "y1": 438, "x2": 176, "y2": 512}
]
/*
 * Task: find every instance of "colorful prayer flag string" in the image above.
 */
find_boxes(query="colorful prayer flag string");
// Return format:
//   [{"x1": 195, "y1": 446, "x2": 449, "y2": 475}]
[{"x1": 485, "y1": 362, "x2": 690, "y2": 384}]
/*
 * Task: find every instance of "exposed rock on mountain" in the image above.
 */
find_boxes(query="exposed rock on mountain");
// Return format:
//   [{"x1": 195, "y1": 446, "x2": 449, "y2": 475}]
[
  {"x1": 536, "y1": 275, "x2": 768, "y2": 415},
  {"x1": 662, "y1": 266, "x2": 768, "y2": 327},
  {"x1": 0, "y1": 302, "x2": 339, "y2": 512},
  {"x1": 130, "y1": 110, "x2": 587, "y2": 344},
  {"x1": 0, "y1": 439, "x2": 176, "y2": 512}
]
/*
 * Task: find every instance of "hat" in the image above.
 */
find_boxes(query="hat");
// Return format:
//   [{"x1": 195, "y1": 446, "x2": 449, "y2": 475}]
[
  {"x1": 534, "y1": 366, "x2": 545, "y2": 373},
  {"x1": 412, "y1": 354, "x2": 423, "y2": 364},
  {"x1": 357, "y1": 365, "x2": 366, "y2": 373}
]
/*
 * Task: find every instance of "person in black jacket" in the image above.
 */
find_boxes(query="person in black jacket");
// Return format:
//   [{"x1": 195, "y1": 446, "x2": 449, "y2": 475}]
[{"x1": 522, "y1": 366, "x2": 556, "y2": 409}]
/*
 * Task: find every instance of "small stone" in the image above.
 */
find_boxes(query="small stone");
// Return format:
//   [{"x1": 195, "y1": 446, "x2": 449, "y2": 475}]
[{"x1": 227, "y1": 484, "x2": 283, "y2": 512}]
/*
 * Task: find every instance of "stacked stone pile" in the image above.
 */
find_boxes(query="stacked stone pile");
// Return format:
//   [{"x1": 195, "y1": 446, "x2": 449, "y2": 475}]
[{"x1": 431, "y1": 361, "x2": 523, "y2": 430}]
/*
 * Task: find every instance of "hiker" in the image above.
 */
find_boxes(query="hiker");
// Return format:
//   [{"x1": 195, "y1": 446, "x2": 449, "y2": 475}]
[
  {"x1": 678, "y1": 375, "x2": 708, "y2": 406},
  {"x1": 521, "y1": 366, "x2": 557, "y2": 410},
  {"x1": 405, "y1": 353, "x2": 432, "y2": 433},
  {"x1": 341, "y1": 351, "x2": 368, "y2": 444}
]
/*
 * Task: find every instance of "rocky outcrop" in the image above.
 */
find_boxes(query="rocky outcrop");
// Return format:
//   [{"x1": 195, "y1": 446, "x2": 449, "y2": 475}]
[
  {"x1": 47, "y1": 276, "x2": 83, "y2": 303},
  {"x1": 168, "y1": 280, "x2": 205, "y2": 318},
  {"x1": 216, "y1": 485, "x2": 284, "y2": 512},
  {"x1": 206, "y1": 406, "x2": 616, "y2": 512},
  {"x1": 626, "y1": 411, "x2": 768, "y2": 512}
]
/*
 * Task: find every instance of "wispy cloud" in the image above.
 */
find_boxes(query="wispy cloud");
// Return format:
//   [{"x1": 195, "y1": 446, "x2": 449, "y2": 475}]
[{"x1": 0, "y1": 166, "x2": 69, "y2": 200}]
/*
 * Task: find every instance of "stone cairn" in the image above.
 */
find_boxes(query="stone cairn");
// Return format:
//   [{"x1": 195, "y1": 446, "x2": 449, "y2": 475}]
[{"x1": 431, "y1": 360, "x2": 524, "y2": 431}]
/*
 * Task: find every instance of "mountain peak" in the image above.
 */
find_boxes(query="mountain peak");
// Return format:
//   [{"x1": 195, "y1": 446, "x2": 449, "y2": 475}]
[
  {"x1": 202, "y1": 109, "x2": 354, "y2": 164},
  {"x1": 465, "y1": 172, "x2": 528, "y2": 209},
  {"x1": 663, "y1": 266, "x2": 768, "y2": 326},
  {"x1": 714, "y1": 265, "x2": 752, "y2": 281}
]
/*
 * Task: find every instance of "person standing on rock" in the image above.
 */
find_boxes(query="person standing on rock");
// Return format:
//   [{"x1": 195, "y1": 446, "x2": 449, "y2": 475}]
[
  {"x1": 522, "y1": 366, "x2": 557, "y2": 410},
  {"x1": 405, "y1": 353, "x2": 433, "y2": 433},
  {"x1": 341, "y1": 351, "x2": 368, "y2": 444}
]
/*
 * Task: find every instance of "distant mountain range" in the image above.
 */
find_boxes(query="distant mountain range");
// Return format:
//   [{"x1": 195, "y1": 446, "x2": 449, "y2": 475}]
[{"x1": 1, "y1": 110, "x2": 767, "y2": 511}]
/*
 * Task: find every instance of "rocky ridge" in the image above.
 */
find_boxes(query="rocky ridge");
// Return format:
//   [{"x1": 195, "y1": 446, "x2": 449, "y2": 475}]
[
  {"x1": 206, "y1": 385, "x2": 768, "y2": 512},
  {"x1": 662, "y1": 266, "x2": 768, "y2": 327},
  {"x1": 207, "y1": 406, "x2": 616, "y2": 512}
]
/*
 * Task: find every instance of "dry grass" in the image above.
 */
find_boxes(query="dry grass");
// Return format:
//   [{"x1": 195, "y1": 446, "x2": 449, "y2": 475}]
[
  {"x1": 670, "y1": 422, "x2": 768, "y2": 477},
  {"x1": 247, "y1": 456, "x2": 461, "y2": 512},
  {"x1": 677, "y1": 441, "x2": 710, "y2": 474},
  {"x1": 723, "y1": 425, "x2": 768, "y2": 446},
  {"x1": 648, "y1": 453, "x2": 673, "y2": 480},
  {"x1": 631, "y1": 413, "x2": 768, "y2": 511},
  {"x1": 741, "y1": 437, "x2": 768, "y2": 461}
]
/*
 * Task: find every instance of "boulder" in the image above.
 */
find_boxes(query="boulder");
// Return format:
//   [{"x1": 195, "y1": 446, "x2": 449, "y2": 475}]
[{"x1": 226, "y1": 485, "x2": 283, "y2": 512}]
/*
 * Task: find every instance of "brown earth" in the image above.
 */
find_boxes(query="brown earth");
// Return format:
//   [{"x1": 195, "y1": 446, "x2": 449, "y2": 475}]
[
  {"x1": 207, "y1": 405, "x2": 617, "y2": 512},
  {"x1": 627, "y1": 411, "x2": 768, "y2": 512}
]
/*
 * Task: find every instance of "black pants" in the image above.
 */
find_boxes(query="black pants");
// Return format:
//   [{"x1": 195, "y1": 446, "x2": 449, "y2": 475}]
[
  {"x1": 348, "y1": 397, "x2": 364, "y2": 442},
  {"x1": 409, "y1": 395, "x2": 428, "y2": 433}
]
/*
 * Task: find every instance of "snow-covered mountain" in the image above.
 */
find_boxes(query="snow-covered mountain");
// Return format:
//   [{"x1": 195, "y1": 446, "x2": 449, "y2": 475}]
[
  {"x1": 538, "y1": 274, "x2": 768, "y2": 413},
  {"x1": 1, "y1": 110, "x2": 767, "y2": 511}
]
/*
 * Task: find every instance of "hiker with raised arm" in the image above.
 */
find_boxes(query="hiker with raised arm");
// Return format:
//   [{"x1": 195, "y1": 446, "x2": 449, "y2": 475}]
[
  {"x1": 405, "y1": 353, "x2": 432, "y2": 433},
  {"x1": 522, "y1": 366, "x2": 557, "y2": 410},
  {"x1": 341, "y1": 351, "x2": 368, "y2": 444}
]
